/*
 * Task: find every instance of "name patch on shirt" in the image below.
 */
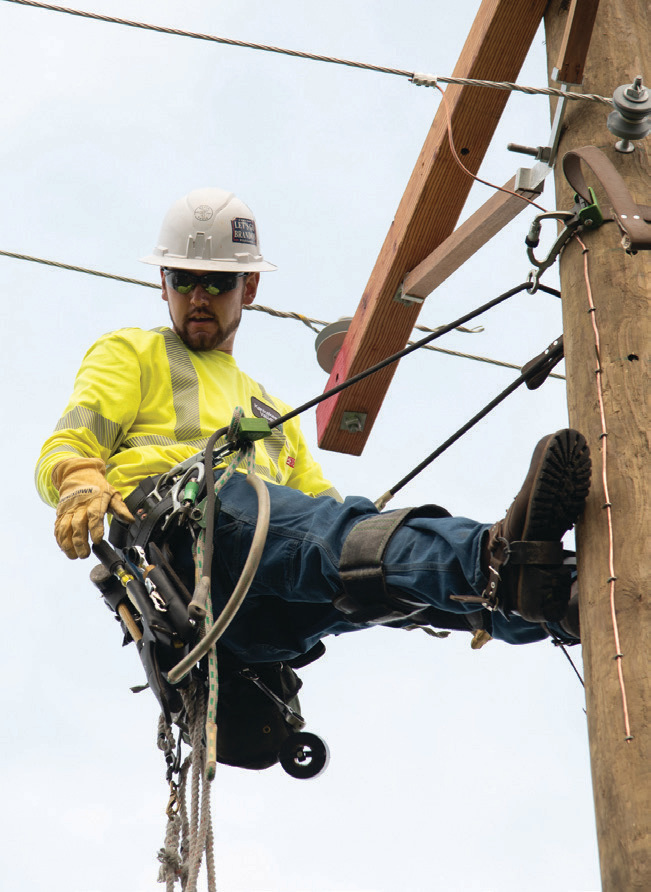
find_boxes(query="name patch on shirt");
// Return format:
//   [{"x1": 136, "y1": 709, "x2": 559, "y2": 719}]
[
  {"x1": 251, "y1": 397, "x2": 281, "y2": 425},
  {"x1": 232, "y1": 218, "x2": 257, "y2": 246}
]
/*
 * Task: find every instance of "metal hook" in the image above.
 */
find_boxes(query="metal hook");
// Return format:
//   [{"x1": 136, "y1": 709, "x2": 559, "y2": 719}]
[{"x1": 525, "y1": 212, "x2": 580, "y2": 291}]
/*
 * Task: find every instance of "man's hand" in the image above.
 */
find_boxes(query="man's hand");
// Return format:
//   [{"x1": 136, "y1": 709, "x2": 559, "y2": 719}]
[{"x1": 53, "y1": 457, "x2": 134, "y2": 559}]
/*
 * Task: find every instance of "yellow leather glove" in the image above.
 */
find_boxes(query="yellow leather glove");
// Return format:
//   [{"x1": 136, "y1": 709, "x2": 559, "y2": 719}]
[{"x1": 53, "y1": 457, "x2": 134, "y2": 559}]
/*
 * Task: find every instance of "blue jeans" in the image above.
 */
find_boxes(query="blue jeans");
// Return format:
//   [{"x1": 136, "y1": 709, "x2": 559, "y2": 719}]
[{"x1": 189, "y1": 473, "x2": 566, "y2": 663}]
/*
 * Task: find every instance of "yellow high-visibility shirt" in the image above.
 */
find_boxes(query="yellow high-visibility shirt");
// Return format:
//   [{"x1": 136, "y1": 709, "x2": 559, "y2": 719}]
[{"x1": 36, "y1": 327, "x2": 341, "y2": 507}]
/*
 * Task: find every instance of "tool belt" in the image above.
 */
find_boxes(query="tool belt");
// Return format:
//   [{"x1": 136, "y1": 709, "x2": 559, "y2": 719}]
[
  {"x1": 109, "y1": 473, "x2": 173, "y2": 549},
  {"x1": 96, "y1": 467, "x2": 331, "y2": 776},
  {"x1": 109, "y1": 470, "x2": 215, "y2": 552}
]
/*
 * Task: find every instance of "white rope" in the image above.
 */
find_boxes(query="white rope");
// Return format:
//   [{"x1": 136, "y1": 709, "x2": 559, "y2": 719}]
[
  {"x1": 156, "y1": 682, "x2": 216, "y2": 892},
  {"x1": 157, "y1": 718, "x2": 191, "y2": 890}
]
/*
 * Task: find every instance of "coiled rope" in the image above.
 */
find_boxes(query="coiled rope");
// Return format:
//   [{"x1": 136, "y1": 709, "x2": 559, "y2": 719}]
[
  {"x1": 157, "y1": 680, "x2": 216, "y2": 892},
  {"x1": 156, "y1": 410, "x2": 272, "y2": 889}
]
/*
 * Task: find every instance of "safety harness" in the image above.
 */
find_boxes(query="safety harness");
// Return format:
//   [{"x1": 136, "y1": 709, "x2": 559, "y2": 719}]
[
  {"x1": 96, "y1": 422, "x2": 488, "y2": 784},
  {"x1": 93, "y1": 415, "x2": 330, "y2": 778},
  {"x1": 90, "y1": 406, "x2": 501, "y2": 892}
]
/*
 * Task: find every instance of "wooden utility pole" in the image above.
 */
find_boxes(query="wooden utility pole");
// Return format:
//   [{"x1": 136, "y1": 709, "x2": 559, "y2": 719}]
[{"x1": 544, "y1": 2, "x2": 650, "y2": 889}]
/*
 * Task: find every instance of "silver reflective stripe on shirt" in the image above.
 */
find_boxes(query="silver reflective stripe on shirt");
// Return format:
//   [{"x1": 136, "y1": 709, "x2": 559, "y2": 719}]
[
  {"x1": 161, "y1": 329, "x2": 203, "y2": 442},
  {"x1": 122, "y1": 434, "x2": 210, "y2": 450},
  {"x1": 257, "y1": 384, "x2": 287, "y2": 483},
  {"x1": 54, "y1": 406, "x2": 122, "y2": 451},
  {"x1": 34, "y1": 444, "x2": 85, "y2": 487}
]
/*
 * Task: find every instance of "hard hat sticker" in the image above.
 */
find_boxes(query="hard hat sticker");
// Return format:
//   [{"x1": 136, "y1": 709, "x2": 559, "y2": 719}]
[{"x1": 232, "y1": 218, "x2": 257, "y2": 245}]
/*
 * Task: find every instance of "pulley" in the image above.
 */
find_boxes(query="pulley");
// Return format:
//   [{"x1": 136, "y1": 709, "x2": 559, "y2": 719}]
[{"x1": 314, "y1": 317, "x2": 352, "y2": 373}]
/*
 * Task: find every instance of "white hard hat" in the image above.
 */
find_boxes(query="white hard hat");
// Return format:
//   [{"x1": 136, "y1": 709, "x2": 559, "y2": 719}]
[{"x1": 140, "y1": 187, "x2": 277, "y2": 272}]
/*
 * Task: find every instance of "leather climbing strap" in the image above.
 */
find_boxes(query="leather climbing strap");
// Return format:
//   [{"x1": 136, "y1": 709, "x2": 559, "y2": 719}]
[
  {"x1": 335, "y1": 505, "x2": 452, "y2": 625},
  {"x1": 562, "y1": 145, "x2": 651, "y2": 252},
  {"x1": 109, "y1": 480, "x2": 176, "y2": 549}
]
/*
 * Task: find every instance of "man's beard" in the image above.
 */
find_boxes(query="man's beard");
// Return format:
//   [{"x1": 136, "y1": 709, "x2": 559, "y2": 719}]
[{"x1": 172, "y1": 311, "x2": 242, "y2": 352}]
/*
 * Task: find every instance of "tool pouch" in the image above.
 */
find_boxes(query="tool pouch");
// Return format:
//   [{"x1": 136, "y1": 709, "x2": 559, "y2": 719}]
[{"x1": 215, "y1": 642, "x2": 324, "y2": 770}]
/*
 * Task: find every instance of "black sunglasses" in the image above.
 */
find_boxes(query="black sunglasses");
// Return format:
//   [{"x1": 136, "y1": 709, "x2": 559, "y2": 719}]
[{"x1": 163, "y1": 268, "x2": 246, "y2": 296}]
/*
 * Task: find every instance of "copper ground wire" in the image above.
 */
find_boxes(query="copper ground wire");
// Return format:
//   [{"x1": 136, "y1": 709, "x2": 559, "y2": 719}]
[{"x1": 576, "y1": 234, "x2": 633, "y2": 742}]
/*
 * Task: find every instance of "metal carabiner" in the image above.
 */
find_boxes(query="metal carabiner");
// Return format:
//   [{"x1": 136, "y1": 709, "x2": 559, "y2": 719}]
[
  {"x1": 169, "y1": 462, "x2": 206, "y2": 511},
  {"x1": 160, "y1": 461, "x2": 207, "y2": 532},
  {"x1": 166, "y1": 780, "x2": 181, "y2": 819},
  {"x1": 525, "y1": 211, "x2": 578, "y2": 293}
]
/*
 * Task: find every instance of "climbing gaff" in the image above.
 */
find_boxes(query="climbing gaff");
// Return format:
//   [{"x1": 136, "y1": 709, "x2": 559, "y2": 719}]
[{"x1": 240, "y1": 667, "x2": 306, "y2": 731}]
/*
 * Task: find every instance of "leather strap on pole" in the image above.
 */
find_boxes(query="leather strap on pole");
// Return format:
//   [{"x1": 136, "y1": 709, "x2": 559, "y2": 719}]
[
  {"x1": 335, "y1": 505, "x2": 452, "y2": 624},
  {"x1": 562, "y1": 145, "x2": 651, "y2": 251}
]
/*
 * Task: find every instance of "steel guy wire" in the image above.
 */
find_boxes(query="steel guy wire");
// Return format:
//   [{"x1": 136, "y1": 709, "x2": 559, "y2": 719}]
[
  {"x1": 0, "y1": 249, "x2": 564, "y2": 379},
  {"x1": 0, "y1": 248, "x2": 324, "y2": 331},
  {"x1": 3, "y1": 0, "x2": 613, "y2": 106}
]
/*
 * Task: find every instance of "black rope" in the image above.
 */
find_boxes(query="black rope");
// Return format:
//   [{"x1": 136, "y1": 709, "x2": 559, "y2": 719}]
[
  {"x1": 542, "y1": 623, "x2": 585, "y2": 687},
  {"x1": 269, "y1": 281, "x2": 534, "y2": 430},
  {"x1": 200, "y1": 281, "x2": 562, "y2": 507},
  {"x1": 384, "y1": 336, "x2": 563, "y2": 499},
  {"x1": 555, "y1": 640, "x2": 585, "y2": 687},
  {"x1": 534, "y1": 284, "x2": 561, "y2": 298}
]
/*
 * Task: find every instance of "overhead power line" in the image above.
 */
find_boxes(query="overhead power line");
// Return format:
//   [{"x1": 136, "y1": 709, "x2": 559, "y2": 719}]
[
  {"x1": 0, "y1": 249, "x2": 324, "y2": 331},
  {"x1": 0, "y1": 248, "x2": 564, "y2": 379},
  {"x1": 2, "y1": 0, "x2": 613, "y2": 106}
]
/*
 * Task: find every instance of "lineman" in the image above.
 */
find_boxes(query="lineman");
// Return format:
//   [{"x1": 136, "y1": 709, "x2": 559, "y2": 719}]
[{"x1": 36, "y1": 187, "x2": 587, "y2": 662}]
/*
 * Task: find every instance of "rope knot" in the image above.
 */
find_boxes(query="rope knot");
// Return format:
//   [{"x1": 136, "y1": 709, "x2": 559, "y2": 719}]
[{"x1": 157, "y1": 845, "x2": 185, "y2": 881}]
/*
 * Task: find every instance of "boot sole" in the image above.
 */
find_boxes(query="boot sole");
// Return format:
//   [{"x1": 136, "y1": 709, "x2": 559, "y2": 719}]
[
  {"x1": 522, "y1": 429, "x2": 592, "y2": 542},
  {"x1": 517, "y1": 429, "x2": 591, "y2": 621}
]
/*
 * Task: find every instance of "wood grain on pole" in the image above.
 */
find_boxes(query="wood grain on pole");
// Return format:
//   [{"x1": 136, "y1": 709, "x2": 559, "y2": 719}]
[
  {"x1": 544, "y1": 2, "x2": 650, "y2": 889},
  {"x1": 553, "y1": 0, "x2": 601, "y2": 84}
]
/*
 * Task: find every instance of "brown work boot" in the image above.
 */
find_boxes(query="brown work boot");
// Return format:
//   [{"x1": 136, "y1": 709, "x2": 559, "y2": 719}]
[
  {"x1": 559, "y1": 584, "x2": 581, "y2": 639},
  {"x1": 481, "y1": 429, "x2": 591, "y2": 623}
]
